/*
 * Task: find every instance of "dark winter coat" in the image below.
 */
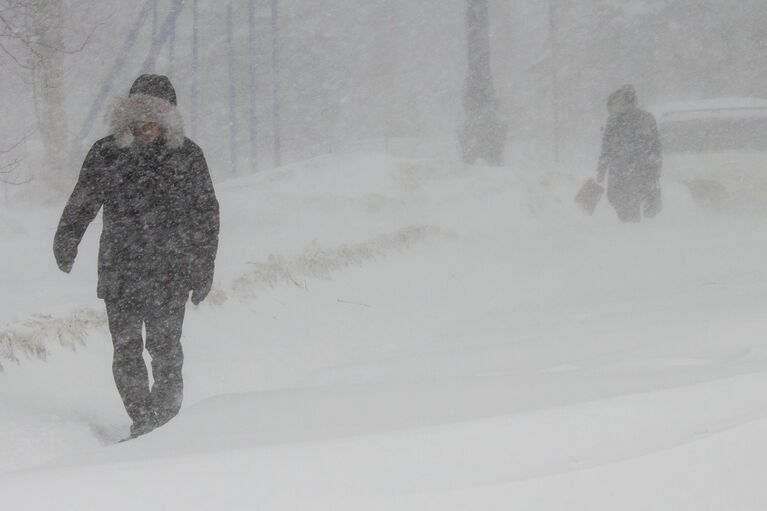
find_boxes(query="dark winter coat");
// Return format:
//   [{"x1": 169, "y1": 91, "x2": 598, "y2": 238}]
[
  {"x1": 54, "y1": 89, "x2": 219, "y2": 302},
  {"x1": 597, "y1": 106, "x2": 662, "y2": 207}
]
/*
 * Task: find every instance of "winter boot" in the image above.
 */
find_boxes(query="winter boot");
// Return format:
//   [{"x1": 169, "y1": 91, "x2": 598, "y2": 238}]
[{"x1": 128, "y1": 409, "x2": 158, "y2": 439}]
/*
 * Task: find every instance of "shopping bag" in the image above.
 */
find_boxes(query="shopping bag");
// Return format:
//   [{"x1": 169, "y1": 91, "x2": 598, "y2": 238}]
[{"x1": 575, "y1": 178, "x2": 604, "y2": 215}]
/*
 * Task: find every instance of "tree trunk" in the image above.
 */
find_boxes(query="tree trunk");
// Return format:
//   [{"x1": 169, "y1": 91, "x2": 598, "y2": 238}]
[
  {"x1": 548, "y1": 0, "x2": 562, "y2": 163},
  {"x1": 30, "y1": 0, "x2": 70, "y2": 189},
  {"x1": 270, "y1": 0, "x2": 282, "y2": 168},
  {"x1": 248, "y1": 0, "x2": 259, "y2": 171},
  {"x1": 461, "y1": 0, "x2": 507, "y2": 165}
]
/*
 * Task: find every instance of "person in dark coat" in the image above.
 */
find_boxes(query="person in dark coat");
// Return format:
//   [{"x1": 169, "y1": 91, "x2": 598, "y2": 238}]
[
  {"x1": 53, "y1": 74, "x2": 220, "y2": 438},
  {"x1": 596, "y1": 85, "x2": 662, "y2": 222}
]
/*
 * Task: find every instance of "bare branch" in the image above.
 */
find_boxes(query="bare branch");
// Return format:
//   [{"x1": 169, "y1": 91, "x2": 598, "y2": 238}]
[
  {"x1": 59, "y1": 25, "x2": 96, "y2": 55},
  {"x1": 0, "y1": 39, "x2": 32, "y2": 68},
  {"x1": 19, "y1": 24, "x2": 94, "y2": 54},
  {"x1": 0, "y1": 1, "x2": 97, "y2": 69},
  {"x1": 0, "y1": 11, "x2": 43, "y2": 60},
  {"x1": 0, "y1": 158, "x2": 20, "y2": 173},
  {"x1": 0, "y1": 130, "x2": 32, "y2": 153},
  {"x1": 0, "y1": 175, "x2": 33, "y2": 186}
]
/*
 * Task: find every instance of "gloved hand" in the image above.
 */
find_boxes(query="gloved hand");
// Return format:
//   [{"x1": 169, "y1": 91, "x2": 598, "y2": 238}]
[
  {"x1": 191, "y1": 276, "x2": 213, "y2": 305},
  {"x1": 54, "y1": 241, "x2": 76, "y2": 274},
  {"x1": 57, "y1": 258, "x2": 73, "y2": 273},
  {"x1": 55, "y1": 251, "x2": 75, "y2": 273}
]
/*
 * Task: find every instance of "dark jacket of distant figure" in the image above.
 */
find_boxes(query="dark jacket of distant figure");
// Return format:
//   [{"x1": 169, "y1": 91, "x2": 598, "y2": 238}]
[
  {"x1": 53, "y1": 88, "x2": 220, "y2": 302},
  {"x1": 597, "y1": 105, "x2": 662, "y2": 207}
]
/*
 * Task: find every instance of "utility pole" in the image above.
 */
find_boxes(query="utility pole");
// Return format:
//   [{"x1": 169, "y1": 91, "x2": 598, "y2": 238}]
[
  {"x1": 549, "y1": 0, "x2": 562, "y2": 163},
  {"x1": 270, "y1": 0, "x2": 282, "y2": 167},
  {"x1": 460, "y1": 0, "x2": 507, "y2": 166}
]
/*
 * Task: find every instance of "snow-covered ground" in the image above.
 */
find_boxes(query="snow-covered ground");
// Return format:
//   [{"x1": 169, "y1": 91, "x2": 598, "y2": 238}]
[{"x1": 1, "y1": 152, "x2": 767, "y2": 509}]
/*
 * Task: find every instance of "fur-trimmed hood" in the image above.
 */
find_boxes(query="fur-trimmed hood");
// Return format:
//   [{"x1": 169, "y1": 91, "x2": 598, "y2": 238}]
[{"x1": 109, "y1": 93, "x2": 185, "y2": 150}]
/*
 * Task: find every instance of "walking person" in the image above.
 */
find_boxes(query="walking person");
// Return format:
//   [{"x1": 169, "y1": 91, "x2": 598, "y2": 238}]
[
  {"x1": 54, "y1": 74, "x2": 220, "y2": 439},
  {"x1": 597, "y1": 85, "x2": 663, "y2": 222}
]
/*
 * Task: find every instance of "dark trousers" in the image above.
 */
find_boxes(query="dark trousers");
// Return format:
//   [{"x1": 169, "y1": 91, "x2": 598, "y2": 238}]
[
  {"x1": 608, "y1": 170, "x2": 658, "y2": 223},
  {"x1": 613, "y1": 199, "x2": 642, "y2": 223},
  {"x1": 105, "y1": 293, "x2": 187, "y2": 429}
]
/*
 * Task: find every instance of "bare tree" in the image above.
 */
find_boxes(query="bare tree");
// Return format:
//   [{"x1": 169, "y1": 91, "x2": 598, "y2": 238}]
[{"x1": 0, "y1": 0, "x2": 92, "y2": 190}]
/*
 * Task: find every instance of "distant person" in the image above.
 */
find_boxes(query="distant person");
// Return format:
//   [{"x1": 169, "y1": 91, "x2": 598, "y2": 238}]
[
  {"x1": 596, "y1": 85, "x2": 662, "y2": 222},
  {"x1": 53, "y1": 74, "x2": 220, "y2": 439}
]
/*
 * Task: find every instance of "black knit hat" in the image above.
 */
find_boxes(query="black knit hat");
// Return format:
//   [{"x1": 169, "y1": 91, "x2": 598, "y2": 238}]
[{"x1": 129, "y1": 74, "x2": 177, "y2": 105}]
